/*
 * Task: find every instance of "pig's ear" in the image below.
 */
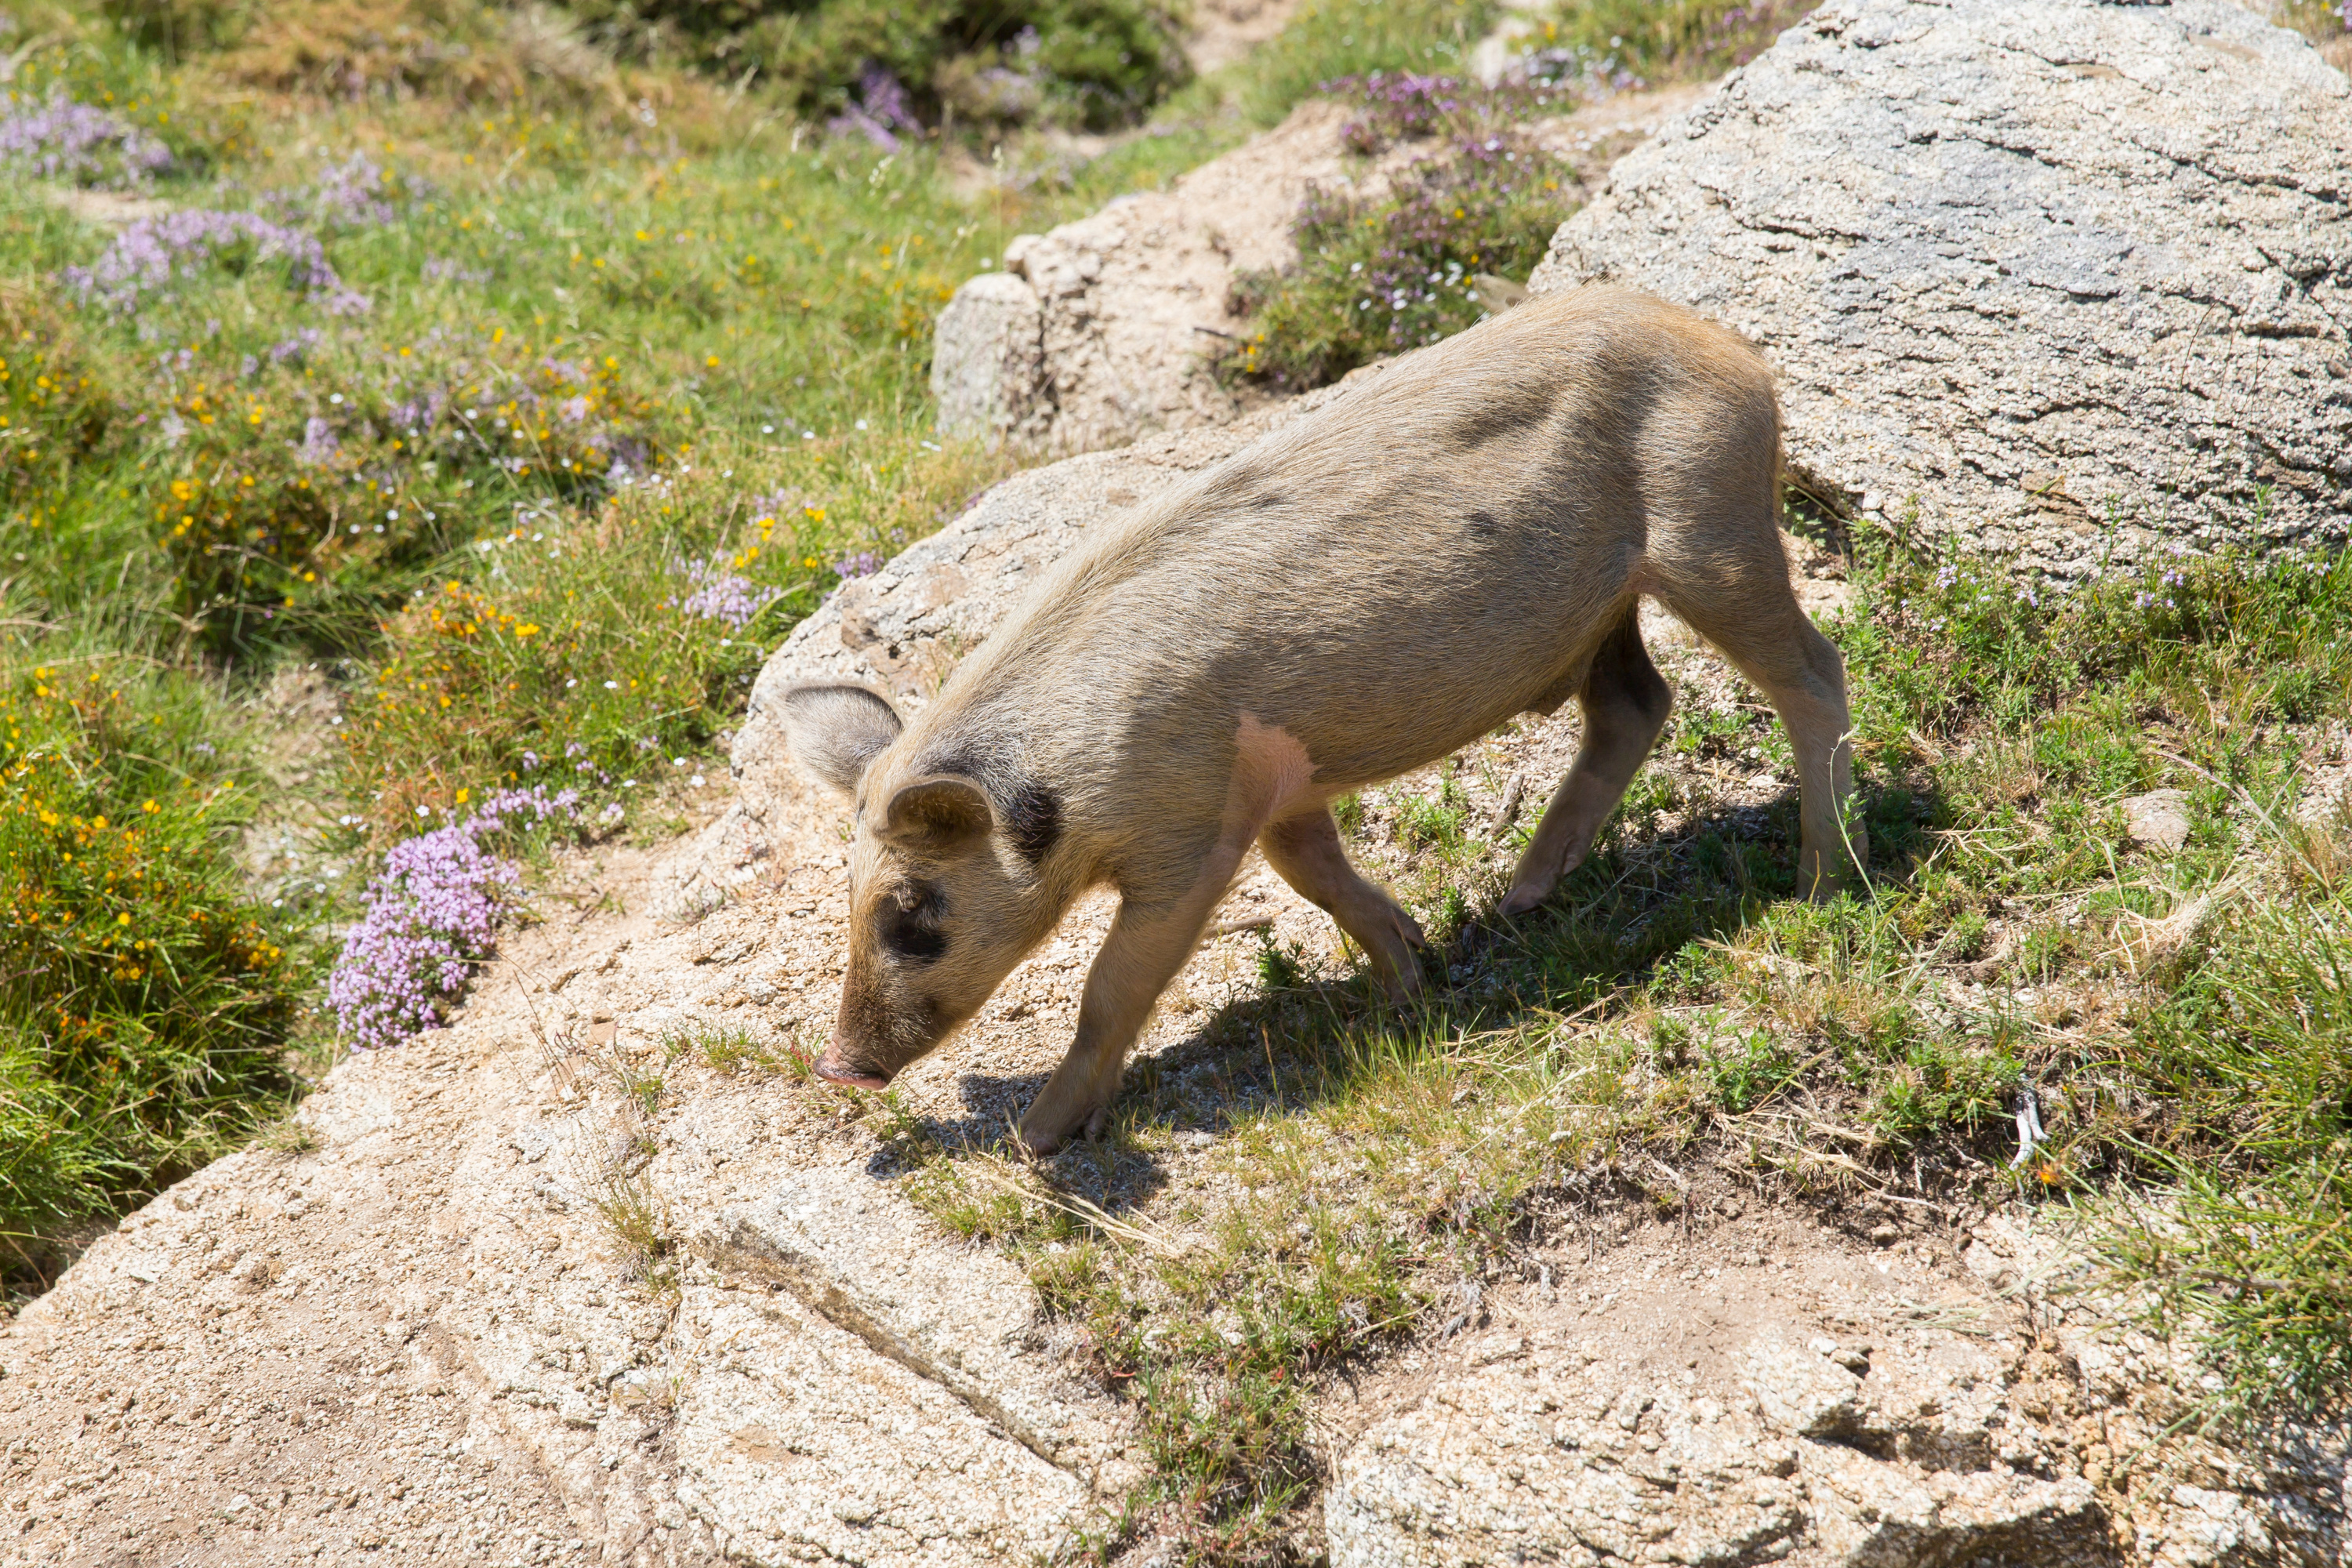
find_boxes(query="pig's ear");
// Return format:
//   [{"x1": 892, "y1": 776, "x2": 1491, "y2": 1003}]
[
  {"x1": 880, "y1": 775, "x2": 995, "y2": 856},
  {"x1": 780, "y1": 683, "x2": 902, "y2": 795}
]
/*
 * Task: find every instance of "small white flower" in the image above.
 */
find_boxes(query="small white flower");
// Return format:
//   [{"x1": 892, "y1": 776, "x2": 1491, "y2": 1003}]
[
  {"x1": 690, "y1": 775, "x2": 706, "y2": 788},
  {"x1": 604, "y1": 680, "x2": 619, "y2": 690}
]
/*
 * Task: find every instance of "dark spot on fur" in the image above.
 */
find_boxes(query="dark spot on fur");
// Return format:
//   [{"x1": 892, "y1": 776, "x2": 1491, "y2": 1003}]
[
  {"x1": 880, "y1": 881, "x2": 949, "y2": 964},
  {"x1": 1005, "y1": 782, "x2": 1062, "y2": 865},
  {"x1": 1465, "y1": 510, "x2": 1501, "y2": 538},
  {"x1": 1450, "y1": 392, "x2": 1556, "y2": 450}
]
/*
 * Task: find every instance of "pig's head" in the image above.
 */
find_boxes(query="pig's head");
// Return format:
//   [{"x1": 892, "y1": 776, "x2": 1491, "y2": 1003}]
[{"x1": 779, "y1": 683, "x2": 1062, "y2": 1088}]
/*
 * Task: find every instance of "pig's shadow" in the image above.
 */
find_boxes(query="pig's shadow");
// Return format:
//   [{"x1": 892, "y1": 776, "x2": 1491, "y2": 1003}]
[{"x1": 870, "y1": 779, "x2": 1933, "y2": 1216}]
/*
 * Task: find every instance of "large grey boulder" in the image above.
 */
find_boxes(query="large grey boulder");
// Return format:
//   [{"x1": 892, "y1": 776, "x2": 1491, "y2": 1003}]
[{"x1": 1526, "y1": 0, "x2": 2352, "y2": 572}]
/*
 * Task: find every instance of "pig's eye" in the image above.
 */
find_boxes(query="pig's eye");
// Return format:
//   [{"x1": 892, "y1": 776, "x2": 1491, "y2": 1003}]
[{"x1": 880, "y1": 883, "x2": 948, "y2": 964}]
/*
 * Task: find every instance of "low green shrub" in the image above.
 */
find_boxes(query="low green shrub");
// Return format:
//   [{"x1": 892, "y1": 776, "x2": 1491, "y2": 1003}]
[
  {"x1": 331, "y1": 431, "x2": 1007, "y2": 837},
  {"x1": 0, "y1": 290, "x2": 114, "y2": 509},
  {"x1": 0, "y1": 659, "x2": 305, "y2": 1271},
  {"x1": 143, "y1": 331, "x2": 665, "y2": 659},
  {"x1": 562, "y1": 0, "x2": 1190, "y2": 131},
  {"x1": 1229, "y1": 76, "x2": 1577, "y2": 390}
]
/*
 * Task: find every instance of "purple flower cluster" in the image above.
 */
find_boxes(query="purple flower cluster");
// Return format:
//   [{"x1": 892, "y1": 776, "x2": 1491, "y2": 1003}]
[
  {"x1": 63, "y1": 209, "x2": 344, "y2": 314},
  {"x1": 829, "y1": 67, "x2": 917, "y2": 150},
  {"x1": 669, "y1": 554, "x2": 782, "y2": 630},
  {"x1": 310, "y1": 152, "x2": 395, "y2": 227},
  {"x1": 328, "y1": 786, "x2": 581, "y2": 1049},
  {"x1": 422, "y1": 256, "x2": 491, "y2": 285},
  {"x1": 298, "y1": 416, "x2": 342, "y2": 466},
  {"x1": 833, "y1": 550, "x2": 883, "y2": 581},
  {"x1": 0, "y1": 93, "x2": 173, "y2": 187},
  {"x1": 268, "y1": 327, "x2": 323, "y2": 364},
  {"x1": 1331, "y1": 73, "x2": 1465, "y2": 155}
]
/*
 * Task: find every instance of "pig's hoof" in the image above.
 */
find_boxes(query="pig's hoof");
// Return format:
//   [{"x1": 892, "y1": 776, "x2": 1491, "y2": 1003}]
[
  {"x1": 1498, "y1": 883, "x2": 1549, "y2": 918},
  {"x1": 1013, "y1": 1123, "x2": 1065, "y2": 1160},
  {"x1": 1014, "y1": 1107, "x2": 1105, "y2": 1160}
]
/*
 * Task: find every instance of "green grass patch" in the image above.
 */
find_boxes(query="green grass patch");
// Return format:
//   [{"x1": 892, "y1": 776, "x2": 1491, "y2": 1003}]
[
  {"x1": 881, "y1": 538, "x2": 2352, "y2": 1555},
  {"x1": 0, "y1": 656, "x2": 308, "y2": 1272}
]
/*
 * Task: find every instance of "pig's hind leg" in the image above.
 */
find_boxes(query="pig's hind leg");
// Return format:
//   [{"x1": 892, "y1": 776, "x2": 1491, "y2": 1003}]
[
  {"x1": 1261, "y1": 809, "x2": 1428, "y2": 1004},
  {"x1": 1655, "y1": 570, "x2": 1860, "y2": 899},
  {"x1": 1501, "y1": 603, "x2": 1673, "y2": 916}
]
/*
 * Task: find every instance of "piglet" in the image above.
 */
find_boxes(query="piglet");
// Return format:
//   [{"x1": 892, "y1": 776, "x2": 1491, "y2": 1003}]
[{"x1": 784, "y1": 285, "x2": 1861, "y2": 1153}]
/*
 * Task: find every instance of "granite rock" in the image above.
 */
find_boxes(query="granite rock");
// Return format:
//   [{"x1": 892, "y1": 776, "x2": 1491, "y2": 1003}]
[{"x1": 1527, "y1": 0, "x2": 2352, "y2": 572}]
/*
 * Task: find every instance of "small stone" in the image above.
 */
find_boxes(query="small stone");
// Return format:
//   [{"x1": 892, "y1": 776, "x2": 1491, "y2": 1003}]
[{"x1": 2123, "y1": 789, "x2": 2192, "y2": 855}]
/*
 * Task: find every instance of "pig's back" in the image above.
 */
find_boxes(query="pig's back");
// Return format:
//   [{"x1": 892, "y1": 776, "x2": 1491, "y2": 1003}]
[{"x1": 953, "y1": 287, "x2": 1780, "y2": 793}]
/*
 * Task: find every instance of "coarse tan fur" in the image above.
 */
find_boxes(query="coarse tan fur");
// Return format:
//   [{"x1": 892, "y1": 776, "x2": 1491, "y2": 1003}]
[{"x1": 783, "y1": 285, "x2": 1862, "y2": 1154}]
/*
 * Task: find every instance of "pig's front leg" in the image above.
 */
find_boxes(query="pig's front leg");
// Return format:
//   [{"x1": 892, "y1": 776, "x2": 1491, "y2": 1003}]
[
  {"x1": 1261, "y1": 809, "x2": 1425, "y2": 1003},
  {"x1": 1017, "y1": 890, "x2": 1221, "y2": 1156}
]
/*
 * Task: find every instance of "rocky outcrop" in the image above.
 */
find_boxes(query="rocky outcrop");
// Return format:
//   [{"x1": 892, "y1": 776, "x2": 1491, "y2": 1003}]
[
  {"x1": 1324, "y1": 1207, "x2": 2350, "y2": 1567},
  {"x1": 0, "y1": 844, "x2": 1145, "y2": 1568},
  {"x1": 930, "y1": 101, "x2": 1361, "y2": 455},
  {"x1": 1527, "y1": 0, "x2": 2352, "y2": 572},
  {"x1": 930, "y1": 87, "x2": 1710, "y2": 456}
]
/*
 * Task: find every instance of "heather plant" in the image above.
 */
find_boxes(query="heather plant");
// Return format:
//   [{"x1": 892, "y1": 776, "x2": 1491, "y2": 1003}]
[
  {"x1": 670, "y1": 550, "x2": 785, "y2": 630},
  {"x1": 1, "y1": 28, "x2": 256, "y2": 170},
  {"x1": 299, "y1": 151, "x2": 401, "y2": 228},
  {"x1": 1230, "y1": 77, "x2": 1577, "y2": 388},
  {"x1": 63, "y1": 209, "x2": 351, "y2": 314},
  {"x1": 1226, "y1": 0, "x2": 1502, "y2": 127},
  {"x1": 0, "y1": 91, "x2": 174, "y2": 186},
  {"x1": 327, "y1": 785, "x2": 581, "y2": 1048}
]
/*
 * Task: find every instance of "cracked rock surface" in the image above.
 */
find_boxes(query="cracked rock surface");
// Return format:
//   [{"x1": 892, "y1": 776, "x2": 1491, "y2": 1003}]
[
  {"x1": 1527, "y1": 0, "x2": 2352, "y2": 572},
  {"x1": 1324, "y1": 1210, "x2": 2347, "y2": 1568}
]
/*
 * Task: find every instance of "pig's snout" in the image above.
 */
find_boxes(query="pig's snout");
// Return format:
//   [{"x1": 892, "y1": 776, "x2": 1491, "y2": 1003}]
[{"x1": 815, "y1": 1042, "x2": 892, "y2": 1091}]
